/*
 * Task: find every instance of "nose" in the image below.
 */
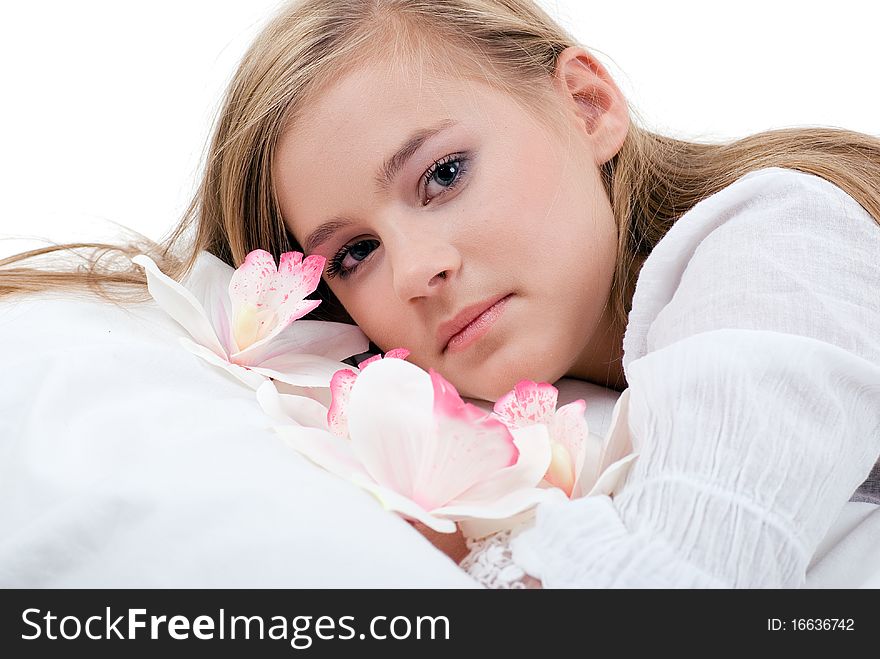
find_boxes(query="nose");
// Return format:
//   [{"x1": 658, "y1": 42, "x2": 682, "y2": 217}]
[{"x1": 387, "y1": 229, "x2": 461, "y2": 302}]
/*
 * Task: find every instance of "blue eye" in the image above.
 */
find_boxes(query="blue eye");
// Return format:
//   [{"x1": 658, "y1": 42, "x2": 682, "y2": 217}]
[
  {"x1": 422, "y1": 154, "x2": 469, "y2": 204},
  {"x1": 326, "y1": 238, "x2": 379, "y2": 280}
]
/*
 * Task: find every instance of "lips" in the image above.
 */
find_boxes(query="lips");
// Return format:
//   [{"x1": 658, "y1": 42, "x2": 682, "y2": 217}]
[{"x1": 438, "y1": 293, "x2": 512, "y2": 353}]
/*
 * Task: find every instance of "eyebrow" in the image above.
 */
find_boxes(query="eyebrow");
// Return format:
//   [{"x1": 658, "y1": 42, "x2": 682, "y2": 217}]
[{"x1": 302, "y1": 119, "x2": 458, "y2": 255}]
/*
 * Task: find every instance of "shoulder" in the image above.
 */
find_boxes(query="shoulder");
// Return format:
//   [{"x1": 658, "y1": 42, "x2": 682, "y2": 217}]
[{"x1": 623, "y1": 167, "x2": 880, "y2": 368}]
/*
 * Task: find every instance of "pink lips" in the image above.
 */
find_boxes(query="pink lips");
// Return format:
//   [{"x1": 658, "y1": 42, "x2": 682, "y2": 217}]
[{"x1": 439, "y1": 294, "x2": 512, "y2": 354}]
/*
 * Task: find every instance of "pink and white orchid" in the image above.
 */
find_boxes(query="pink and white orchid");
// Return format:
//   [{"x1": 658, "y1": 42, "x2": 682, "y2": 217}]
[
  {"x1": 494, "y1": 380, "x2": 637, "y2": 499},
  {"x1": 327, "y1": 348, "x2": 411, "y2": 437},
  {"x1": 261, "y1": 358, "x2": 555, "y2": 533},
  {"x1": 132, "y1": 249, "x2": 368, "y2": 389}
]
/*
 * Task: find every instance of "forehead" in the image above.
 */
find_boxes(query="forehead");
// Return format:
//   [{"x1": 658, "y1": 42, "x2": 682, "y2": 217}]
[{"x1": 285, "y1": 59, "x2": 518, "y2": 157}]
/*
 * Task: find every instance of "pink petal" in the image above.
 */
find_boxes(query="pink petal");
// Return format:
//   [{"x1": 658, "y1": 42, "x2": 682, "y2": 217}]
[
  {"x1": 228, "y1": 250, "x2": 325, "y2": 352},
  {"x1": 452, "y1": 424, "x2": 551, "y2": 504},
  {"x1": 228, "y1": 249, "x2": 278, "y2": 310},
  {"x1": 271, "y1": 253, "x2": 325, "y2": 315},
  {"x1": 327, "y1": 368, "x2": 358, "y2": 437},
  {"x1": 493, "y1": 380, "x2": 558, "y2": 428},
  {"x1": 360, "y1": 354, "x2": 382, "y2": 369},
  {"x1": 431, "y1": 369, "x2": 508, "y2": 431},
  {"x1": 346, "y1": 360, "x2": 519, "y2": 511},
  {"x1": 360, "y1": 347, "x2": 411, "y2": 369}
]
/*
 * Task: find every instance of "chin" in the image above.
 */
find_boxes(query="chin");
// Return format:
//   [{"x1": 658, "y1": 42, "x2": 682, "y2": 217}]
[{"x1": 455, "y1": 357, "x2": 567, "y2": 403}]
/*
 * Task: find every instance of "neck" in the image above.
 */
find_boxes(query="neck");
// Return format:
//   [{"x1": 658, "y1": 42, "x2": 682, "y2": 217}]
[{"x1": 566, "y1": 302, "x2": 627, "y2": 392}]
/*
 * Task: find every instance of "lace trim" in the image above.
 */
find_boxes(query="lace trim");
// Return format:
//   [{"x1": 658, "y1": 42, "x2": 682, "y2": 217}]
[{"x1": 458, "y1": 529, "x2": 542, "y2": 589}]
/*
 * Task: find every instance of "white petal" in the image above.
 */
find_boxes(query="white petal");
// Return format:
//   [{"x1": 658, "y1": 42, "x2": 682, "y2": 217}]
[
  {"x1": 353, "y1": 482, "x2": 458, "y2": 533},
  {"x1": 256, "y1": 380, "x2": 329, "y2": 430},
  {"x1": 586, "y1": 453, "x2": 639, "y2": 497},
  {"x1": 274, "y1": 382, "x2": 333, "y2": 408},
  {"x1": 232, "y1": 320, "x2": 368, "y2": 366},
  {"x1": 573, "y1": 432, "x2": 605, "y2": 498},
  {"x1": 435, "y1": 486, "x2": 562, "y2": 523},
  {"x1": 458, "y1": 508, "x2": 537, "y2": 541},
  {"x1": 345, "y1": 359, "x2": 437, "y2": 499},
  {"x1": 599, "y1": 388, "x2": 634, "y2": 471},
  {"x1": 247, "y1": 355, "x2": 355, "y2": 388},
  {"x1": 180, "y1": 251, "x2": 237, "y2": 351},
  {"x1": 179, "y1": 336, "x2": 266, "y2": 389},
  {"x1": 274, "y1": 424, "x2": 371, "y2": 483},
  {"x1": 132, "y1": 254, "x2": 227, "y2": 358}
]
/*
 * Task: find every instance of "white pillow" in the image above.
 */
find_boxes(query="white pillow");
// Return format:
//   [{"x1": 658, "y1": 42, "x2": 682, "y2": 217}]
[{"x1": 0, "y1": 296, "x2": 482, "y2": 587}]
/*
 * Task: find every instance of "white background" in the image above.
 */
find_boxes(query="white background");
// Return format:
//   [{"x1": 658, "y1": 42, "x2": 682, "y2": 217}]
[{"x1": 1, "y1": 0, "x2": 877, "y2": 257}]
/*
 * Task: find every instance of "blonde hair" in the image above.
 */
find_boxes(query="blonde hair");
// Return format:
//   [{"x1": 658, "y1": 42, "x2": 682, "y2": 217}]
[{"x1": 2, "y1": 0, "x2": 879, "y2": 335}]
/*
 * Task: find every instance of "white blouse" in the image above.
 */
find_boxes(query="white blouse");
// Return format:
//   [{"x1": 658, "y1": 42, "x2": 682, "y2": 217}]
[{"x1": 508, "y1": 167, "x2": 880, "y2": 588}]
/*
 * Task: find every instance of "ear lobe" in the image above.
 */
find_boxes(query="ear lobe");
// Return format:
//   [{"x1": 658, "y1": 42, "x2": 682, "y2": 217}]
[{"x1": 554, "y1": 47, "x2": 629, "y2": 164}]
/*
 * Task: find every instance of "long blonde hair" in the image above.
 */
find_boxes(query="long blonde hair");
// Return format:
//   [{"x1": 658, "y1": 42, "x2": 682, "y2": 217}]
[{"x1": 2, "y1": 0, "x2": 879, "y2": 333}]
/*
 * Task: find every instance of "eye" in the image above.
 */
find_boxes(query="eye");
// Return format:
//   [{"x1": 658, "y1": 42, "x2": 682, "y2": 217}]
[
  {"x1": 326, "y1": 238, "x2": 379, "y2": 280},
  {"x1": 422, "y1": 153, "x2": 469, "y2": 204}
]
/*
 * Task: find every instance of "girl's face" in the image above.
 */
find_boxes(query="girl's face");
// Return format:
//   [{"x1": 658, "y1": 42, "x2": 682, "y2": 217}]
[{"x1": 275, "y1": 49, "x2": 628, "y2": 400}]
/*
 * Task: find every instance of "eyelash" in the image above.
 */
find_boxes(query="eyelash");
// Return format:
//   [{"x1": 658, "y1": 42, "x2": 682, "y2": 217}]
[{"x1": 325, "y1": 153, "x2": 470, "y2": 280}]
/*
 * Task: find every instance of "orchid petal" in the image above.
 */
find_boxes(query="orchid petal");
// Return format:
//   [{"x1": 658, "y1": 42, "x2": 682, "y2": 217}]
[
  {"x1": 273, "y1": 383, "x2": 333, "y2": 408},
  {"x1": 352, "y1": 482, "x2": 458, "y2": 534},
  {"x1": 573, "y1": 432, "x2": 605, "y2": 498},
  {"x1": 132, "y1": 255, "x2": 226, "y2": 358},
  {"x1": 599, "y1": 388, "x2": 633, "y2": 472},
  {"x1": 327, "y1": 368, "x2": 358, "y2": 437},
  {"x1": 453, "y1": 424, "x2": 552, "y2": 503},
  {"x1": 246, "y1": 355, "x2": 356, "y2": 388},
  {"x1": 361, "y1": 348, "x2": 411, "y2": 368},
  {"x1": 586, "y1": 453, "x2": 639, "y2": 497},
  {"x1": 434, "y1": 485, "x2": 561, "y2": 523},
  {"x1": 228, "y1": 250, "x2": 325, "y2": 351},
  {"x1": 432, "y1": 369, "x2": 515, "y2": 436},
  {"x1": 232, "y1": 320, "x2": 368, "y2": 367},
  {"x1": 179, "y1": 336, "x2": 266, "y2": 389},
  {"x1": 274, "y1": 424, "x2": 372, "y2": 484},
  {"x1": 277, "y1": 422, "x2": 456, "y2": 532},
  {"x1": 457, "y1": 508, "x2": 538, "y2": 541},
  {"x1": 230, "y1": 299, "x2": 321, "y2": 356},
  {"x1": 345, "y1": 359, "x2": 437, "y2": 499},
  {"x1": 256, "y1": 380, "x2": 329, "y2": 430},
  {"x1": 548, "y1": 400, "x2": 589, "y2": 497},
  {"x1": 180, "y1": 251, "x2": 237, "y2": 352},
  {"x1": 493, "y1": 380, "x2": 558, "y2": 427},
  {"x1": 425, "y1": 369, "x2": 521, "y2": 506}
]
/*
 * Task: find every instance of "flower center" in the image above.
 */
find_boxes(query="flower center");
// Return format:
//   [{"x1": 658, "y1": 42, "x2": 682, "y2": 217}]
[
  {"x1": 233, "y1": 303, "x2": 278, "y2": 351},
  {"x1": 545, "y1": 442, "x2": 575, "y2": 497}
]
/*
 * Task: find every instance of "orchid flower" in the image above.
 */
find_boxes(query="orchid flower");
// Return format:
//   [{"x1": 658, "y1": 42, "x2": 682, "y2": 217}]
[
  {"x1": 494, "y1": 380, "x2": 637, "y2": 499},
  {"x1": 132, "y1": 250, "x2": 368, "y2": 389},
  {"x1": 258, "y1": 358, "x2": 554, "y2": 533},
  {"x1": 327, "y1": 348, "x2": 411, "y2": 437}
]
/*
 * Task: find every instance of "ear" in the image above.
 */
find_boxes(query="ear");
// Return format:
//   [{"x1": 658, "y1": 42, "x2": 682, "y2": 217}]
[{"x1": 552, "y1": 46, "x2": 629, "y2": 165}]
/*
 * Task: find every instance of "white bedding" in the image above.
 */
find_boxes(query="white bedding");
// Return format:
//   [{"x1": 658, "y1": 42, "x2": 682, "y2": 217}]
[{"x1": 0, "y1": 294, "x2": 877, "y2": 587}]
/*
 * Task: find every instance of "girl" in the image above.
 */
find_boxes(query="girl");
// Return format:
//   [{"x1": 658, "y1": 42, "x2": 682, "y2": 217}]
[{"x1": 2, "y1": 0, "x2": 879, "y2": 587}]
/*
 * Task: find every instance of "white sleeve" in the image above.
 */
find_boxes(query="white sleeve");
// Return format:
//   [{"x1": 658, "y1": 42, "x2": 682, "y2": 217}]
[{"x1": 511, "y1": 171, "x2": 880, "y2": 588}]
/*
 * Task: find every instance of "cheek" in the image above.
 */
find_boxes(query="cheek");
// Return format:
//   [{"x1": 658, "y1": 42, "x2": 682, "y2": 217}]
[{"x1": 333, "y1": 285, "x2": 410, "y2": 351}]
